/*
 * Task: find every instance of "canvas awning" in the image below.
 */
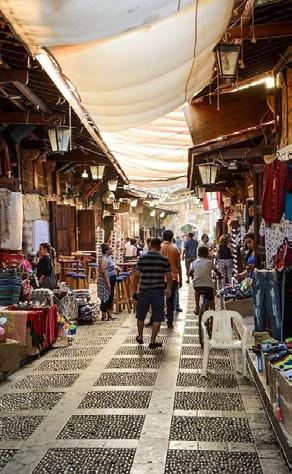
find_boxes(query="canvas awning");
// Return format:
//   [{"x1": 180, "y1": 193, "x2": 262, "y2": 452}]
[{"x1": 1, "y1": 0, "x2": 233, "y2": 181}]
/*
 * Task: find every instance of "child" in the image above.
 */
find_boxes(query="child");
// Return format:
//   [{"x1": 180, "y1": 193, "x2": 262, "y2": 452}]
[
  {"x1": 216, "y1": 234, "x2": 233, "y2": 288},
  {"x1": 190, "y1": 245, "x2": 221, "y2": 315}
]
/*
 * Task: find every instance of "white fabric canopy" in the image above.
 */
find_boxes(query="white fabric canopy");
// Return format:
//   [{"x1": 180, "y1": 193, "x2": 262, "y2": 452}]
[
  {"x1": 103, "y1": 107, "x2": 192, "y2": 182},
  {"x1": 1, "y1": 0, "x2": 232, "y2": 181}
]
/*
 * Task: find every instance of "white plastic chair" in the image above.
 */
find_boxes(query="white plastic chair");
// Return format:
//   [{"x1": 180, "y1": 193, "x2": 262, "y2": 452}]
[{"x1": 201, "y1": 310, "x2": 248, "y2": 377}]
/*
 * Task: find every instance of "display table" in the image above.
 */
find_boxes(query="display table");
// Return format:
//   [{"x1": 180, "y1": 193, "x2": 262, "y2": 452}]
[{"x1": 0, "y1": 305, "x2": 58, "y2": 357}]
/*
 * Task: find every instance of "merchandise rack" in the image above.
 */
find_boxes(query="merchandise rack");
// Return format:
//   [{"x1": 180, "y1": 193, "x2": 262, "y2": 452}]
[{"x1": 247, "y1": 351, "x2": 292, "y2": 470}]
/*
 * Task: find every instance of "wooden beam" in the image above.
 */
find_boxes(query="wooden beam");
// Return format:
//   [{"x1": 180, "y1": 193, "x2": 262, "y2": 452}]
[
  {"x1": 0, "y1": 57, "x2": 51, "y2": 114},
  {"x1": 201, "y1": 145, "x2": 274, "y2": 161},
  {"x1": 0, "y1": 68, "x2": 28, "y2": 84},
  {"x1": 230, "y1": 22, "x2": 292, "y2": 40},
  {"x1": 48, "y1": 149, "x2": 108, "y2": 164},
  {"x1": 0, "y1": 84, "x2": 26, "y2": 111},
  {"x1": 0, "y1": 111, "x2": 65, "y2": 124}
]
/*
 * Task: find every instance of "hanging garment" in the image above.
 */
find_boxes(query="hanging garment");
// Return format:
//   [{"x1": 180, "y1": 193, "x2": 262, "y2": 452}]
[
  {"x1": 0, "y1": 191, "x2": 23, "y2": 250},
  {"x1": 281, "y1": 269, "x2": 292, "y2": 340},
  {"x1": 0, "y1": 135, "x2": 11, "y2": 178},
  {"x1": 261, "y1": 159, "x2": 287, "y2": 224},
  {"x1": 252, "y1": 270, "x2": 282, "y2": 341},
  {"x1": 23, "y1": 194, "x2": 41, "y2": 221},
  {"x1": 0, "y1": 188, "x2": 12, "y2": 242},
  {"x1": 284, "y1": 164, "x2": 292, "y2": 221},
  {"x1": 260, "y1": 218, "x2": 286, "y2": 269}
]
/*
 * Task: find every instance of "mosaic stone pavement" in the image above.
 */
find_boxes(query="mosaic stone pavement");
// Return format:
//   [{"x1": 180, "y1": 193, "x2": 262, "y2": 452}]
[{"x1": 0, "y1": 285, "x2": 289, "y2": 474}]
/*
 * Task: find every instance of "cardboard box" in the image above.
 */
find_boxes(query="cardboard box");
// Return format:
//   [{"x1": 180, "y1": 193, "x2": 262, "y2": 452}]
[
  {"x1": 279, "y1": 394, "x2": 292, "y2": 435},
  {"x1": 0, "y1": 338, "x2": 20, "y2": 373}
]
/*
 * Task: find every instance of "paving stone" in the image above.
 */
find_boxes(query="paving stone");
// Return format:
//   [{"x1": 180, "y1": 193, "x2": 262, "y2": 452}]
[
  {"x1": 124, "y1": 336, "x2": 167, "y2": 344},
  {"x1": 181, "y1": 346, "x2": 229, "y2": 357},
  {"x1": 180, "y1": 357, "x2": 232, "y2": 370},
  {"x1": 184, "y1": 328, "x2": 199, "y2": 335},
  {"x1": 0, "y1": 450, "x2": 17, "y2": 470},
  {"x1": 170, "y1": 416, "x2": 253, "y2": 443},
  {"x1": 165, "y1": 449, "x2": 262, "y2": 474},
  {"x1": 106, "y1": 357, "x2": 161, "y2": 369},
  {"x1": 177, "y1": 372, "x2": 238, "y2": 389},
  {"x1": 35, "y1": 359, "x2": 93, "y2": 372},
  {"x1": 94, "y1": 372, "x2": 157, "y2": 386},
  {"x1": 78, "y1": 390, "x2": 152, "y2": 409},
  {"x1": 33, "y1": 448, "x2": 135, "y2": 474},
  {"x1": 131, "y1": 327, "x2": 168, "y2": 335},
  {"x1": 0, "y1": 416, "x2": 44, "y2": 440},
  {"x1": 49, "y1": 346, "x2": 102, "y2": 358},
  {"x1": 72, "y1": 337, "x2": 110, "y2": 345},
  {"x1": 0, "y1": 392, "x2": 64, "y2": 411},
  {"x1": 11, "y1": 373, "x2": 80, "y2": 390},
  {"x1": 58, "y1": 415, "x2": 145, "y2": 439},
  {"x1": 174, "y1": 392, "x2": 244, "y2": 411},
  {"x1": 116, "y1": 345, "x2": 163, "y2": 356},
  {"x1": 183, "y1": 336, "x2": 200, "y2": 345}
]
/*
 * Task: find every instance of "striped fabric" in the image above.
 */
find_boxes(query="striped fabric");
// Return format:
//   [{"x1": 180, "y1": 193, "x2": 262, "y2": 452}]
[
  {"x1": 136, "y1": 250, "x2": 171, "y2": 290},
  {"x1": 0, "y1": 269, "x2": 21, "y2": 305}
]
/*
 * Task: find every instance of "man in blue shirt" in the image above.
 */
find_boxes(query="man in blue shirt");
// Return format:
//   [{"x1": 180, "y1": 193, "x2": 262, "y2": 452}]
[{"x1": 182, "y1": 232, "x2": 198, "y2": 283}]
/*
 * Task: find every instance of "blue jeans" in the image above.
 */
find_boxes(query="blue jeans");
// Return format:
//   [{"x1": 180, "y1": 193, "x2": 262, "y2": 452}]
[{"x1": 252, "y1": 271, "x2": 282, "y2": 341}]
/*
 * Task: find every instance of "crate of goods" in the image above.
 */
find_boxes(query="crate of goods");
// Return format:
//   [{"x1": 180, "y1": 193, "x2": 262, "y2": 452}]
[{"x1": 279, "y1": 391, "x2": 292, "y2": 435}]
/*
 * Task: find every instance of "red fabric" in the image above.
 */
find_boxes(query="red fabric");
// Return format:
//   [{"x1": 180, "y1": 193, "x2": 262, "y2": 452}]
[
  {"x1": 261, "y1": 159, "x2": 287, "y2": 224},
  {"x1": 27, "y1": 305, "x2": 58, "y2": 348}
]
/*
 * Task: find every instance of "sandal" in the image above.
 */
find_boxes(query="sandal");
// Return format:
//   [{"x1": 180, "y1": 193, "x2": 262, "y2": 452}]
[
  {"x1": 149, "y1": 342, "x2": 162, "y2": 349},
  {"x1": 136, "y1": 336, "x2": 144, "y2": 345}
]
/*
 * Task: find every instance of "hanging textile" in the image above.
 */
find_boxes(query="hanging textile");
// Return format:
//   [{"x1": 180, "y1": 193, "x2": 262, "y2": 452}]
[
  {"x1": 23, "y1": 194, "x2": 41, "y2": 221},
  {"x1": 0, "y1": 269, "x2": 21, "y2": 306},
  {"x1": 0, "y1": 191, "x2": 23, "y2": 250},
  {"x1": 0, "y1": 188, "x2": 11, "y2": 242},
  {"x1": 0, "y1": 135, "x2": 11, "y2": 178},
  {"x1": 261, "y1": 159, "x2": 287, "y2": 225}
]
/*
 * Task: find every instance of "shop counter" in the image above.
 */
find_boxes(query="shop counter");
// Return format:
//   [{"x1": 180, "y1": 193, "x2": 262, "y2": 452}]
[{"x1": 0, "y1": 305, "x2": 58, "y2": 357}]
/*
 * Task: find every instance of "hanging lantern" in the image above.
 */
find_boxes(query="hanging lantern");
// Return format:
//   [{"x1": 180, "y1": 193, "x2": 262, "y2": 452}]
[
  {"x1": 108, "y1": 179, "x2": 118, "y2": 191},
  {"x1": 48, "y1": 127, "x2": 71, "y2": 152},
  {"x1": 215, "y1": 44, "x2": 240, "y2": 80},
  {"x1": 90, "y1": 165, "x2": 105, "y2": 180},
  {"x1": 113, "y1": 201, "x2": 121, "y2": 210},
  {"x1": 81, "y1": 168, "x2": 88, "y2": 179},
  {"x1": 198, "y1": 164, "x2": 218, "y2": 185},
  {"x1": 130, "y1": 199, "x2": 138, "y2": 208},
  {"x1": 102, "y1": 191, "x2": 115, "y2": 204},
  {"x1": 160, "y1": 212, "x2": 165, "y2": 218},
  {"x1": 150, "y1": 210, "x2": 156, "y2": 217},
  {"x1": 197, "y1": 187, "x2": 205, "y2": 199}
]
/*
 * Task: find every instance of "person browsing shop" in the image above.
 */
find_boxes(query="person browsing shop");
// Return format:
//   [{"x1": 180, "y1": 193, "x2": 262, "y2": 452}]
[
  {"x1": 133, "y1": 238, "x2": 172, "y2": 348},
  {"x1": 216, "y1": 234, "x2": 233, "y2": 287},
  {"x1": 36, "y1": 242, "x2": 56, "y2": 289},
  {"x1": 190, "y1": 245, "x2": 221, "y2": 315},
  {"x1": 235, "y1": 233, "x2": 256, "y2": 281},
  {"x1": 161, "y1": 230, "x2": 182, "y2": 329},
  {"x1": 182, "y1": 232, "x2": 198, "y2": 283},
  {"x1": 98, "y1": 243, "x2": 117, "y2": 321}
]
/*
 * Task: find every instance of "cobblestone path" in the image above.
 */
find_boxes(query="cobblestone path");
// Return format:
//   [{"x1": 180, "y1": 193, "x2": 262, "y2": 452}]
[{"x1": 0, "y1": 286, "x2": 288, "y2": 473}]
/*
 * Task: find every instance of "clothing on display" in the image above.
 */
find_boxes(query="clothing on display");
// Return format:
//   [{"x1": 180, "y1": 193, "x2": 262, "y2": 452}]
[
  {"x1": 0, "y1": 269, "x2": 21, "y2": 306},
  {"x1": 252, "y1": 269, "x2": 282, "y2": 341},
  {"x1": 261, "y1": 159, "x2": 287, "y2": 225},
  {"x1": 0, "y1": 190, "x2": 23, "y2": 250},
  {"x1": 23, "y1": 194, "x2": 41, "y2": 221}
]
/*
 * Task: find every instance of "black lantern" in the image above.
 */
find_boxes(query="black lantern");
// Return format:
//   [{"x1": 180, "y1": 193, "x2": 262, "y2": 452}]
[{"x1": 215, "y1": 44, "x2": 240, "y2": 80}]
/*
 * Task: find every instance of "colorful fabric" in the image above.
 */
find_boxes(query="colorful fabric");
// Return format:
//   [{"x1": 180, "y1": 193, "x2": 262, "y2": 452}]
[
  {"x1": 261, "y1": 159, "x2": 287, "y2": 224},
  {"x1": 0, "y1": 269, "x2": 21, "y2": 305},
  {"x1": 0, "y1": 310, "x2": 27, "y2": 346}
]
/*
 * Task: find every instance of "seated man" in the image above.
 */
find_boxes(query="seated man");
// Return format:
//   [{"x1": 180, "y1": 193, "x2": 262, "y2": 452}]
[{"x1": 190, "y1": 245, "x2": 221, "y2": 315}]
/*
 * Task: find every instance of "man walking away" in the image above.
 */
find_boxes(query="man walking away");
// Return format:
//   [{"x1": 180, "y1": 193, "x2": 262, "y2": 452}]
[
  {"x1": 161, "y1": 230, "x2": 182, "y2": 329},
  {"x1": 133, "y1": 238, "x2": 172, "y2": 348},
  {"x1": 183, "y1": 232, "x2": 198, "y2": 283}
]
